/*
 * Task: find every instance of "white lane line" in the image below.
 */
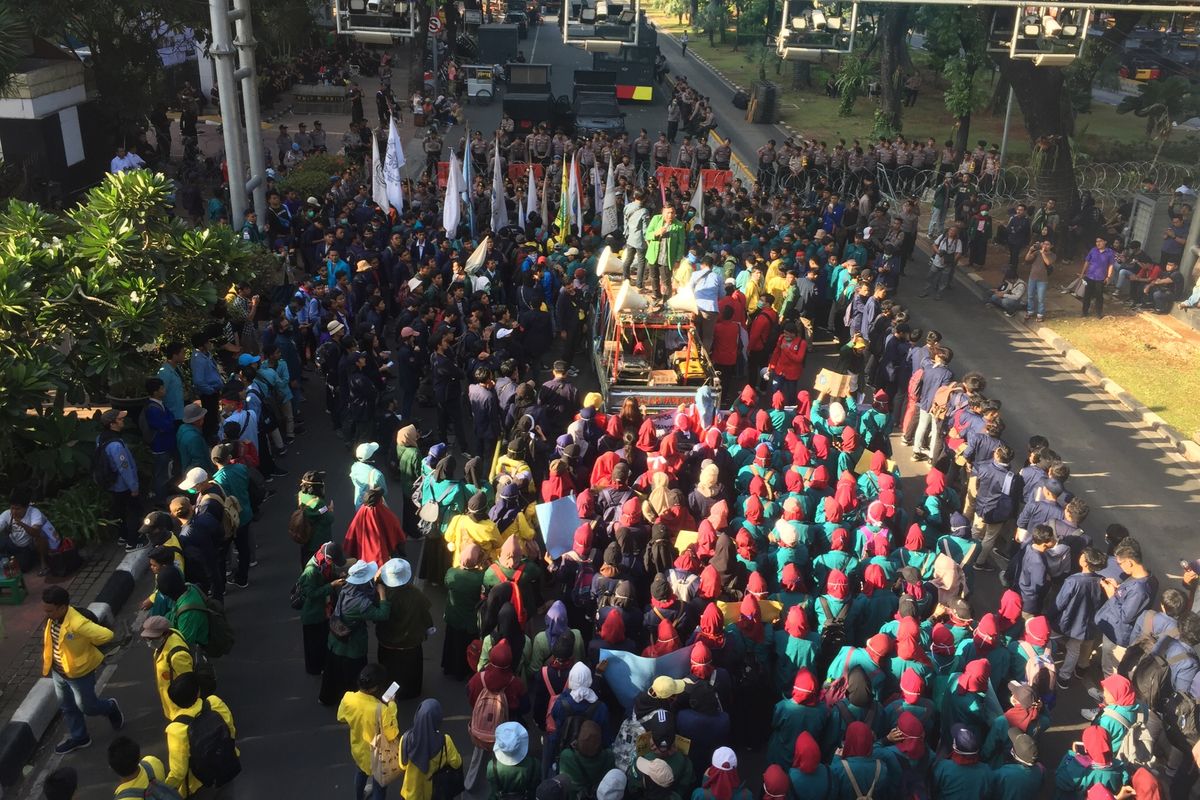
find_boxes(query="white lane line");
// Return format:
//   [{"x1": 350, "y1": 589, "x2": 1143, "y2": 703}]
[{"x1": 530, "y1": 15, "x2": 543, "y2": 62}]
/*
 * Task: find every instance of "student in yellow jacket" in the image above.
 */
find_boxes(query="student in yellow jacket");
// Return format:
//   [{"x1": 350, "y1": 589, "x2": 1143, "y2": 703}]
[
  {"x1": 337, "y1": 664, "x2": 399, "y2": 800},
  {"x1": 140, "y1": 615, "x2": 194, "y2": 720},
  {"x1": 108, "y1": 735, "x2": 167, "y2": 798},
  {"x1": 41, "y1": 585, "x2": 123, "y2": 754},
  {"x1": 398, "y1": 698, "x2": 462, "y2": 800},
  {"x1": 164, "y1": 673, "x2": 239, "y2": 797}
]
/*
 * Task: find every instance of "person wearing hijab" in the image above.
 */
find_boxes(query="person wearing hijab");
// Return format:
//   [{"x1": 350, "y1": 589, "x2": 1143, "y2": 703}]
[
  {"x1": 1007, "y1": 614, "x2": 1056, "y2": 699},
  {"x1": 824, "y1": 665, "x2": 887, "y2": 756},
  {"x1": 875, "y1": 710, "x2": 932, "y2": 800},
  {"x1": 376, "y1": 558, "x2": 433, "y2": 699},
  {"x1": 642, "y1": 617, "x2": 683, "y2": 658},
  {"x1": 1082, "y1": 674, "x2": 1140, "y2": 752},
  {"x1": 916, "y1": 467, "x2": 959, "y2": 536},
  {"x1": 709, "y1": 533, "x2": 748, "y2": 598},
  {"x1": 956, "y1": 613, "x2": 1012, "y2": 698},
  {"x1": 899, "y1": 524, "x2": 938, "y2": 580},
  {"x1": 727, "y1": 594, "x2": 773, "y2": 750},
  {"x1": 395, "y1": 425, "x2": 423, "y2": 535},
  {"x1": 295, "y1": 541, "x2": 348, "y2": 675},
  {"x1": 815, "y1": 568, "x2": 866, "y2": 646},
  {"x1": 692, "y1": 746, "x2": 753, "y2": 800},
  {"x1": 860, "y1": 562, "x2": 899, "y2": 636},
  {"x1": 697, "y1": 500, "x2": 731, "y2": 560},
  {"x1": 658, "y1": 489, "x2": 698, "y2": 538},
  {"x1": 883, "y1": 667, "x2": 937, "y2": 737},
  {"x1": 477, "y1": 603, "x2": 532, "y2": 679},
  {"x1": 996, "y1": 589, "x2": 1026, "y2": 639},
  {"x1": 932, "y1": 723, "x2": 995, "y2": 800},
  {"x1": 483, "y1": 535, "x2": 545, "y2": 626},
  {"x1": 417, "y1": 455, "x2": 469, "y2": 583},
  {"x1": 541, "y1": 458, "x2": 575, "y2": 503},
  {"x1": 642, "y1": 472, "x2": 673, "y2": 525},
  {"x1": 689, "y1": 463, "x2": 726, "y2": 522},
  {"x1": 888, "y1": 617, "x2": 934, "y2": 687},
  {"x1": 982, "y1": 681, "x2": 1046, "y2": 767},
  {"x1": 1055, "y1": 725, "x2": 1130, "y2": 799},
  {"x1": 442, "y1": 543, "x2": 487, "y2": 680},
  {"x1": 771, "y1": 605, "x2": 818, "y2": 697},
  {"x1": 397, "y1": 697, "x2": 462, "y2": 800},
  {"x1": 469, "y1": 638, "x2": 529, "y2": 733},
  {"x1": 350, "y1": 442, "x2": 388, "y2": 509},
  {"x1": 546, "y1": 662, "x2": 610, "y2": 771},
  {"x1": 557, "y1": 719, "x2": 616, "y2": 791},
  {"x1": 589, "y1": 606, "x2": 635, "y2": 663},
  {"x1": 319, "y1": 560, "x2": 391, "y2": 707},
  {"x1": 787, "y1": 730, "x2": 831, "y2": 799},
  {"x1": 945, "y1": 658, "x2": 999, "y2": 743},
  {"x1": 831, "y1": 720, "x2": 893, "y2": 800},
  {"x1": 766, "y1": 667, "x2": 829, "y2": 768},
  {"x1": 595, "y1": 768, "x2": 628, "y2": 800},
  {"x1": 446, "y1": 491, "x2": 504, "y2": 570},
  {"x1": 487, "y1": 722, "x2": 541, "y2": 799},
  {"x1": 530, "y1": 600, "x2": 585, "y2": 674},
  {"x1": 296, "y1": 470, "x2": 335, "y2": 566},
  {"x1": 343, "y1": 488, "x2": 407, "y2": 567},
  {"x1": 931, "y1": 552, "x2": 966, "y2": 606},
  {"x1": 489, "y1": 482, "x2": 536, "y2": 544},
  {"x1": 336, "y1": 664, "x2": 398, "y2": 800}
]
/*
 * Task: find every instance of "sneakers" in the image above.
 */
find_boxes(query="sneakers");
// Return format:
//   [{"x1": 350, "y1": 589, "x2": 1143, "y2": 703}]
[
  {"x1": 54, "y1": 736, "x2": 91, "y2": 755},
  {"x1": 1056, "y1": 677, "x2": 1071, "y2": 691},
  {"x1": 917, "y1": 291, "x2": 929, "y2": 298},
  {"x1": 1088, "y1": 687, "x2": 1104, "y2": 702},
  {"x1": 109, "y1": 699, "x2": 124, "y2": 731},
  {"x1": 229, "y1": 579, "x2": 250, "y2": 589},
  {"x1": 974, "y1": 562, "x2": 997, "y2": 573},
  {"x1": 1081, "y1": 708, "x2": 1098, "y2": 722},
  {"x1": 120, "y1": 538, "x2": 147, "y2": 553}
]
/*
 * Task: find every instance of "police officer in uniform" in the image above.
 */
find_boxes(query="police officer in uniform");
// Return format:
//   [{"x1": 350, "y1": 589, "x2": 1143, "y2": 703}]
[
  {"x1": 652, "y1": 132, "x2": 672, "y2": 172},
  {"x1": 713, "y1": 140, "x2": 731, "y2": 171},
  {"x1": 634, "y1": 129, "x2": 653, "y2": 180},
  {"x1": 422, "y1": 130, "x2": 443, "y2": 179}
]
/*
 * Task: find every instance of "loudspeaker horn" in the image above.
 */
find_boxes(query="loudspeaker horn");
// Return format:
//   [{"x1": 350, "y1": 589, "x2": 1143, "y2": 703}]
[
  {"x1": 667, "y1": 284, "x2": 699, "y2": 314},
  {"x1": 596, "y1": 245, "x2": 625, "y2": 277},
  {"x1": 614, "y1": 280, "x2": 648, "y2": 313}
]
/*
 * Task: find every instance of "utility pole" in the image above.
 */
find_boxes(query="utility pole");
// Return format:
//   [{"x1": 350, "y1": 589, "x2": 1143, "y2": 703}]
[
  {"x1": 232, "y1": 0, "x2": 269, "y2": 226},
  {"x1": 208, "y1": 0, "x2": 268, "y2": 230},
  {"x1": 998, "y1": 86, "x2": 1014, "y2": 170},
  {"x1": 209, "y1": 0, "x2": 248, "y2": 224}
]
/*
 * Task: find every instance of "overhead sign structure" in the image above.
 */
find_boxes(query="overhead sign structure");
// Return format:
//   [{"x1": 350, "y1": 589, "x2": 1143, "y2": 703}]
[
  {"x1": 332, "y1": 0, "x2": 418, "y2": 40},
  {"x1": 776, "y1": 0, "x2": 859, "y2": 61},
  {"x1": 563, "y1": 0, "x2": 641, "y2": 48}
]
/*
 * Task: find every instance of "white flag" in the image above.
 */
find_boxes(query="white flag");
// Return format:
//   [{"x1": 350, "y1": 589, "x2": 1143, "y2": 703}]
[
  {"x1": 466, "y1": 236, "x2": 490, "y2": 273},
  {"x1": 385, "y1": 118, "x2": 405, "y2": 214},
  {"x1": 539, "y1": 168, "x2": 550, "y2": 235},
  {"x1": 593, "y1": 163, "x2": 603, "y2": 212},
  {"x1": 567, "y1": 154, "x2": 583, "y2": 236},
  {"x1": 689, "y1": 172, "x2": 704, "y2": 231},
  {"x1": 490, "y1": 138, "x2": 509, "y2": 233},
  {"x1": 526, "y1": 166, "x2": 537, "y2": 227},
  {"x1": 443, "y1": 150, "x2": 462, "y2": 236},
  {"x1": 602, "y1": 154, "x2": 619, "y2": 237},
  {"x1": 371, "y1": 133, "x2": 389, "y2": 211}
]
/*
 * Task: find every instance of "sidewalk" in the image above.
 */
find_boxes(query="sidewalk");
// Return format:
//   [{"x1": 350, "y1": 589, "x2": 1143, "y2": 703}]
[
  {"x1": 0, "y1": 544, "x2": 124, "y2": 724},
  {"x1": 946, "y1": 233, "x2": 1200, "y2": 446}
]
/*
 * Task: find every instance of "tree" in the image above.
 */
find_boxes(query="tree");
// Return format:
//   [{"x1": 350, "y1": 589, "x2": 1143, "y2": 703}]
[
  {"x1": 920, "y1": 7, "x2": 989, "y2": 154},
  {"x1": 874, "y1": 5, "x2": 911, "y2": 135},
  {"x1": 835, "y1": 52, "x2": 873, "y2": 117},
  {"x1": 0, "y1": 1, "x2": 29, "y2": 96},
  {"x1": 1117, "y1": 76, "x2": 1200, "y2": 166}
]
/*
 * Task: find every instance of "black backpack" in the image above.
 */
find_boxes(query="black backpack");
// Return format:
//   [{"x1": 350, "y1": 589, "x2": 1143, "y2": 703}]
[
  {"x1": 1123, "y1": 641, "x2": 1178, "y2": 713},
  {"x1": 91, "y1": 436, "x2": 119, "y2": 488},
  {"x1": 816, "y1": 597, "x2": 852, "y2": 677},
  {"x1": 1000, "y1": 544, "x2": 1025, "y2": 589},
  {"x1": 177, "y1": 700, "x2": 241, "y2": 787},
  {"x1": 315, "y1": 340, "x2": 340, "y2": 379}
]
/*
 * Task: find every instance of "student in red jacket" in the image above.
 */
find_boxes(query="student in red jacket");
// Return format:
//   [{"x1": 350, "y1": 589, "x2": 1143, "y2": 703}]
[
  {"x1": 747, "y1": 297, "x2": 779, "y2": 385},
  {"x1": 768, "y1": 321, "x2": 808, "y2": 399},
  {"x1": 711, "y1": 306, "x2": 743, "y2": 404}
]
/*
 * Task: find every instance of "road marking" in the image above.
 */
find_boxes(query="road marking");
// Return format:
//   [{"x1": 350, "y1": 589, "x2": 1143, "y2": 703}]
[{"x1": 529, "y1": 15, "x2": 543, "y2": 62}]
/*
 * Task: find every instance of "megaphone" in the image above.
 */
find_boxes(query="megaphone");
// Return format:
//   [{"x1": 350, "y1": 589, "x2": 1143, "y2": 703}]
[
  {"x1": 667, "y1": 284, "x2": 699, "y2": 314},
  {"x1": 614, "y1": 280, "x2": 648, "y2": 313},
  {"x1": 596, "y1": 245, "x2": 625, "y2": 277}
]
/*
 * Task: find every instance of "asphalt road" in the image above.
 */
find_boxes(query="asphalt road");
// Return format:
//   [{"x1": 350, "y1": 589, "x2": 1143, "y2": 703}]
[{"x1": 17, "y1": 20, "x2": 1200, "y2": 799}]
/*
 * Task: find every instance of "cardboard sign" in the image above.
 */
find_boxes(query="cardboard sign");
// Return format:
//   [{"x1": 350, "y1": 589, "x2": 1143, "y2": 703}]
[
  {"x1": 814, "y1": 368, "x2": 857, "y2": 398},
  {"x1": 535, "y1": 496, "x2": 581, "y2": 560},
  {"x1": 673, "y1": 530, "x2": 699, "y2": 554},
  {"x1": 854, "y1": 449, "x2": 896, "y2": 475},
  {"x1": 717, "y1": 598, "x2": 784, "y2": 624}
]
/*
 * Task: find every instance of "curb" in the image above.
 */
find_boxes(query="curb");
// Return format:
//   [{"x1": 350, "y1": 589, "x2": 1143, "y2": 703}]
[
  {"x1": 0, "y1": 548, "x2": 149, "y2": 787},
  {"x1": 956, "y1": 269, "x2": 1200, "y2": 464}
]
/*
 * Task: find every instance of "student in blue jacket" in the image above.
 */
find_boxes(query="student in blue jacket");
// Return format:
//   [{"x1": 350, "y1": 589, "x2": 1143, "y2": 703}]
[
  {"x1": 1094, "y1": 539, "x2": 1158, "y2": 676},
  {"x1": 1052, "y1": 547, "x2": 1107, "y2": 689},
  {"x1": 1016, "y1": 525, "x2": 1056, "y2": 615}
]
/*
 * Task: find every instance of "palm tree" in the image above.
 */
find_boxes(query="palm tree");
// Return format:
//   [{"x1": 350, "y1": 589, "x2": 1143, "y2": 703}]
[
  {"x1": 1117, "y1": 76, "x2": 1200, "y2": 166},
  {"x1": 0, "y1": 1, "x2": 29, "y2": 96}
]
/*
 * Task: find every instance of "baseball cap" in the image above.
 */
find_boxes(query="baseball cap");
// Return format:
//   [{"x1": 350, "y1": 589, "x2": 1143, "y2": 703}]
[
  {"x1": 400, "y1": 326, "x2": 418, "y2": 338},
  {"x1": 650, "y1": 676, "x2": 686, "y2": 699},
  {"x1": 1008, "y1": 728, "x2": 1038, "y2": 765},
  {"x1": 179, "y1": 467, "x2": 209, "y2": 491},
  {"x1": 565, "y1": 247, "x2": 580, "y2": 257},
  {"x1": 306, "y1": 196, "x2": 319, "y2": 205},
  {"x1": 237, "y1": 353, "x2": 261, "y2": 367}
]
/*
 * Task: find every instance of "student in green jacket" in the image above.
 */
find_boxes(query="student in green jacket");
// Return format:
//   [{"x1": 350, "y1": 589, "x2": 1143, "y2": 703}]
[
  {"x1": 296, "y1": 541, "x2": 347, "y2": 675},
  {"x1": 296, "y1": 471, "x2": 335, "y2": 566},
  {"x1": 176, "y1": 404, "x2": 212, "y2": 474},
  {"x1": 158, "y1": 565, "x2": 209, "y2": 648},
  {"x1": 319, "y1": 560, "x2": 391, "y2": 707},
  {"x1": 442, "y1": 543, "x2": 487, "y2": 680},
  {"x1": 488, "y1": 722, "x2": 541, "y2": 800}
]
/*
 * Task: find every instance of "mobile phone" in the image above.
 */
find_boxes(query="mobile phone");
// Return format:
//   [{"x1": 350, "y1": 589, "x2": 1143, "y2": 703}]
[
  {"x1": 1073, "y1": 742, "x2": 1087, "y2": 757},
  {"x1": 381, "y1": 682, "x2": 400, "y2": 702}
]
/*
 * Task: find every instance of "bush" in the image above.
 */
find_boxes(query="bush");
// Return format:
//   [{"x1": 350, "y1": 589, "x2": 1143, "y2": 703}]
[
  {"x1": 41, "y1": 482, "x2": 117, "y2": 545},
  {"x1": 279, "y1": 153, "x2": 348, "y2": 201}
]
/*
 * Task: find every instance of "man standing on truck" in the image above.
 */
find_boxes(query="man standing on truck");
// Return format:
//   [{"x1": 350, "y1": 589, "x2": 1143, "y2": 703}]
[
  {"x1": 622, "y1": 189, "x2": 650, "y2": 287},
  {"x1": 645, "y1": 205, "x2": 686, "y2": 305}
]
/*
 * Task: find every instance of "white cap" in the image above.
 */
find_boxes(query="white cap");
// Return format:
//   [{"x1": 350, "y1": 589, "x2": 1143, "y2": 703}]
[{"x1": 179, "y1": 467, "x2": 209, "y2": 491}]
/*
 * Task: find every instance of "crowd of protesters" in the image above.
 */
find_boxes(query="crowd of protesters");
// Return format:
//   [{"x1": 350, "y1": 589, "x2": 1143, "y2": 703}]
[{"x1": 37, "y1": 56, "x2": 1200, "y2": 800}]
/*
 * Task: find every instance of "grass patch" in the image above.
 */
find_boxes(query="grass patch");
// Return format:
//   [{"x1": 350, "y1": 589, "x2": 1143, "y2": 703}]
[
  {"x1": 1046, "y1": 314, "x2": 1200, "y2": 438},
  {"x1": 651, "y1": 8, "x2": 1168, "y2": 159}
]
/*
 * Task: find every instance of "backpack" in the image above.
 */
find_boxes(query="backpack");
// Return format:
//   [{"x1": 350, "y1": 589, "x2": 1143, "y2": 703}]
[
  {"x1": 1124, "y1": 641, "x2": 1179, "y2": 712},
  {"x1": 315, "y1": 340, "x2": 340, "y2": 378},
  {"x1": 247, "y1": 384, "x2": 280, "y2": 433},
  {"x1": 469, "y1": 686, "x2": 509, "y2": 748},
  {"x1": 840, "y1": 758, "x2": 881, "y2": 800},
  {"x1": 201, "y1": 492, "x2": 240, "y2": 542},
  {"x1": 167, "y1": 642, "x2": 217, "y2": 697},
  {"x1": 816, "y1": 597, "x2": 852, "y2": 679},
  {"x1": 613, "y1": 710, "x2": 659, "y2": 771},
  {"x1": 1000, "y1": 543, "x2": 1024, "y2": 589},
  {"x1": 1105, "y1": 707, "x2": 1158, "y2": 767},
  {"x1": 91, "y1": 437, "x2": 119, "y2": 488},
  {"x1": 570, "y1": 560, "x2": 597, "y2": 609},
  {"x1": 1017, "y1": 641, "x2": 1056, "y2": 697},
  {"x1": 176, "y1": 595, "x2": 235, "y2": 658},
  {"x1": 1162, "y1": 690, "x2": 1200, "y2": 752},
  {"x1": 929, "y1": 382, "x2": 961, "y2": 420},
  {"x1": 820, "y1": 646, "x2": 858, "y2": 708},
  {"x1": 418, "y1": 483, "x2": 456, "y2": 537},
  {"x1": 288, "y1": 508, "x2": 314, "y2": 546},
  {"x1": 557, "y1": 699, "x2": 601, "y2": 753},
  {"x1": 114, "y1": 759, "x2": 184, "y2": 800},
  {"x1": 176, "y1": 700, "x2": 241, "y2": 787},
  {"x1": 542, "y1": 667, "x2": 564, "y2": 734},
  {"x1": 490, "y1": 565, "x2": 527, "y2": 625}
]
